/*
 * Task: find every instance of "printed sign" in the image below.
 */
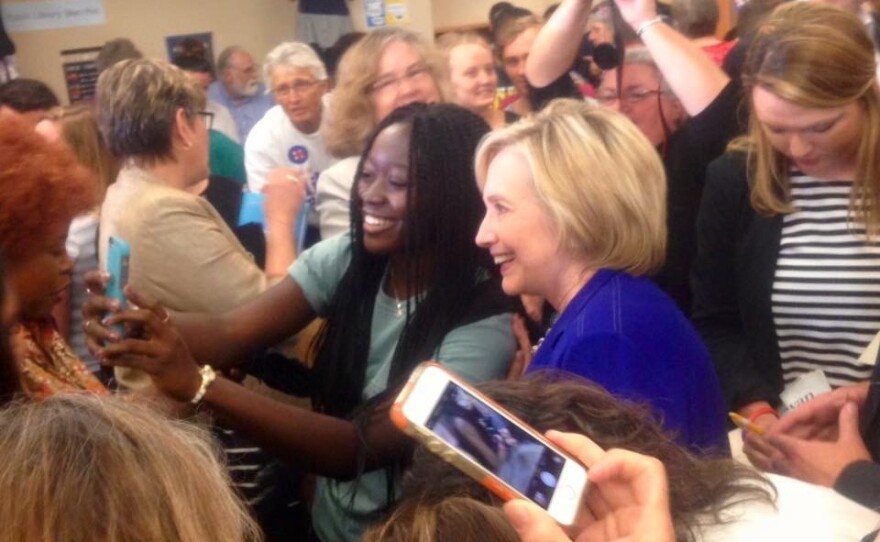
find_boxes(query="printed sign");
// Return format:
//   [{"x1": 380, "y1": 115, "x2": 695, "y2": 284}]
[
  {"x1": 385, "y1": 0, "x2": 408, "y2": 25},
  {"x1": 60, "y1": 46, "x2": 101, "y2": 104},
  {"x1": 2, "y1": 0, "x2": 105, "y2": 32},
  {"x1": 364, "y1": 0, "x2": 385, "y2": 28}
]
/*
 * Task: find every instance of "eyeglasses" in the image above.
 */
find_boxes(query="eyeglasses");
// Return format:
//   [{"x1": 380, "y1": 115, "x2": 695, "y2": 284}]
[
  {"x1": 368, "y1": 64, "x2": 432, "y2": 95},
  {"x1": 196, "y1": 111, "x2": 214, "y2": 130},
  {"x1": 595, "y1": 88, "x2": 663, "y2": 106},
  {"x1": 272, "y1": 79, "x2": 322, "y2": 97}
]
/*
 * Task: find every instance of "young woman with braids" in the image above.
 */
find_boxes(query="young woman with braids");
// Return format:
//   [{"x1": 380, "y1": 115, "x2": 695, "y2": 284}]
[{"x1": 83, "y1": 103, "x2": 516, "y2": 542}]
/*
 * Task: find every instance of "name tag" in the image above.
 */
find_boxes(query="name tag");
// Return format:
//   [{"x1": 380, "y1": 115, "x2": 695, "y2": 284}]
[
  {"x1": 779, "y1": 369, "x2": 832, "y2": 413},
  {"x1": 857, "y1": 330, "x2": 880, "y2": 366}
]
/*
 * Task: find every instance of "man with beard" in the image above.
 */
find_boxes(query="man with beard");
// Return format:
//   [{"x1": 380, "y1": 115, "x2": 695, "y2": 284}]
[{"x1": 209, "y1": 45, "x2": 275, "y2": 142}]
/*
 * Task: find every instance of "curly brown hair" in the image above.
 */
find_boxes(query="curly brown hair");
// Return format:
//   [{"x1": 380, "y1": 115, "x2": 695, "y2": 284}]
[
  {"x1": 0, "y1": 112, "x2": 97, "y2": 261},
  {"x1": 401, "y1": 373, "x2": 775, "y2": 542}
]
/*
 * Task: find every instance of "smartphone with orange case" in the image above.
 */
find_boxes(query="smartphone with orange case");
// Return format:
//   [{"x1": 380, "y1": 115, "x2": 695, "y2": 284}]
[{"x1": 390, "y1": 362, "x2": 588, "y2": 526}]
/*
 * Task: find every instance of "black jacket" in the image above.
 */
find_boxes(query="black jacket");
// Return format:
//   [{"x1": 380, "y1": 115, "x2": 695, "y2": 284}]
[{"x1": 692, "y1": 151, "x2": 785, "y2": 411}]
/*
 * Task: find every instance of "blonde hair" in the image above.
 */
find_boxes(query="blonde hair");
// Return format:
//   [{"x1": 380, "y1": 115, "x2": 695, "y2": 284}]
[
  {"x1": 735, "y1": 2, "x2": 880, "y2": 234},
  {"x1": 362, "y1": 497, "x2": 519, "y2": 542},
  {"x1": 324, "y1": 28, "x2": 448, "y2": 158},
  {"x1": 59, "y1": 105, "x2": 119, "y2": 202},
  {"x1": 475, "y1": 99, "x2": 667, "y2": 276},
  {"x1": 0, "y1": 395, "x2": 261, "y2": 542}
]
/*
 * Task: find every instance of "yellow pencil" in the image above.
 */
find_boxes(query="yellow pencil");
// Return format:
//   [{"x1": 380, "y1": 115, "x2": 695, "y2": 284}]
[{"x1": 729, "y1": 412, "x2": 766, "y2": 436}]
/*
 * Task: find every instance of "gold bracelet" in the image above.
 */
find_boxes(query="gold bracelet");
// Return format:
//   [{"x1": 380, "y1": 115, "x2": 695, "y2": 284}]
[{"x1": 190, "y1": 365, "x2": 217, "y2": 404}]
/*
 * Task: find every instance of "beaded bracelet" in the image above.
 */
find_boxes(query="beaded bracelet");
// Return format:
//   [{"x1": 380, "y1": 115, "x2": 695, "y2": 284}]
[
  {"x1": 190, "y1": 365, "x2": 217, "y2": 405},
  {"x1": 636, "y1": 16, "x2": 665, "y2": 37}
]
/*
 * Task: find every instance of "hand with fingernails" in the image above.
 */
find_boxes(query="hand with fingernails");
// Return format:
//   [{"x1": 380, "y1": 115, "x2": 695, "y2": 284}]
[
  {"x1": 764, "y1": 382, "x2": 872, "y2": 486},
  {"x1": 95, "y1": 286, "x2": 202, "y2": 402},
  {"x1": 502, "y1": 431, "x2": 676, "y2": 542}
]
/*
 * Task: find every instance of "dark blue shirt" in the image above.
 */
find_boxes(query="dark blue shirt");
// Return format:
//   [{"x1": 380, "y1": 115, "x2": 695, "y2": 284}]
[{"x1": 527, "y1": 268, "x2": 730, "y2": 455}]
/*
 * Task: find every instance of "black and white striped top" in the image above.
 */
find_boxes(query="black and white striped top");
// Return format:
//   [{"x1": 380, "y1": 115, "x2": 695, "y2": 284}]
[{"x1": 772, "y1": 174, "x2": 880, "y2": 389}]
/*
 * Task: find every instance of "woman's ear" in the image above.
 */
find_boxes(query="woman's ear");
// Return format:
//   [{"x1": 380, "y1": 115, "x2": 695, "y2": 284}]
[{"x1": 172, "y1": 108, "x2": 195, "y2": 150}]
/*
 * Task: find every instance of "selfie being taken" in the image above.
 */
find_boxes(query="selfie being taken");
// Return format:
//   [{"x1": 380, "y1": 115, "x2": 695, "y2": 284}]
[{"x1": 4, "y1": 0, "x2": 880, "y2": 540}]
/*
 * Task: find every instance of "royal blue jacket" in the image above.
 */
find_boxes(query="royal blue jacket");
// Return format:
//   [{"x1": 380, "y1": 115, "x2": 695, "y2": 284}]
[{"x1": 527, "y1": 268, "x2": 730, "y2": 455}]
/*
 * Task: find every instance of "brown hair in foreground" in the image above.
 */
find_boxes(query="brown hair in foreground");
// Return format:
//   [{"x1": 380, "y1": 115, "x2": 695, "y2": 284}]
[{"x1": 393, "y1": 374, "x2": 774, "y2": 542}]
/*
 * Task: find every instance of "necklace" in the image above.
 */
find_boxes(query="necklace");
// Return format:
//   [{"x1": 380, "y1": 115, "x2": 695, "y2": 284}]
[
  {"x1": 531, "y1": 312, "x2": 560, "y2": 355},
  {"x1": 531, "y1": 326, "x2": 551, "y2": 355},
  {"x1": 388, "y1": 266, "x2": 406, "y2": 318}
]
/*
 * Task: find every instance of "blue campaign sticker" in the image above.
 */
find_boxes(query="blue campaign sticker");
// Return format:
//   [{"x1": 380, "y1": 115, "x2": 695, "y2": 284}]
[{"x1": 288, "y1": 145, "x2": 310, "y2": 165}]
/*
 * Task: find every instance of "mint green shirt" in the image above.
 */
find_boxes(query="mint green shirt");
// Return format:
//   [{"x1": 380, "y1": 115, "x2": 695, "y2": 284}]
[{"x1": 290, "y1": 234, "x2": 515, "y2": 541}]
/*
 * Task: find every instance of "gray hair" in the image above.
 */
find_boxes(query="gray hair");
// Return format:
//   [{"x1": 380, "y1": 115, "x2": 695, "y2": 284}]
[
  {"x1": 96, "y1": 58, "x2": 205, "y2": 164},
  {"x1": 216, "y1": 45, "x2": 247, "y2": 72},
  {"x1": 262, "y1": 42, "x2": 328, "y2": 86},
  {"x1": 623, "y1": 47, "x2": 674, "y2": 95}
]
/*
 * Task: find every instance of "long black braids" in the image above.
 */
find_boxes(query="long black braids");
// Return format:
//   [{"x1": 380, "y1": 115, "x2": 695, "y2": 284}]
[{"x1": 309, "y1": 103, "x2": 507, "y2": 419}]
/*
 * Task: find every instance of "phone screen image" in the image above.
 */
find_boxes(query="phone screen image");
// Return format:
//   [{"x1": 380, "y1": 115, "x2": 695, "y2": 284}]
[{"x1": 425, "y1": 382, "x2": 566, "y2": 509}]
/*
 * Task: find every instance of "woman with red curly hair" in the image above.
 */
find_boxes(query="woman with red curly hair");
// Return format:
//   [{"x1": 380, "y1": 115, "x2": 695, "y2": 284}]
[{"x1": 0, "y1": 112, "x2": 108, "y2": 398}]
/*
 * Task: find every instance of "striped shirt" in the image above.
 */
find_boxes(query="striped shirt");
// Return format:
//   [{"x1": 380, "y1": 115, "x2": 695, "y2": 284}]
[
  {"x1": 772, "y1": 174, "x2": 880, "y2": 388},
  {"x1": 66, "y1": 214, "x2": 100, "y2": 373}
]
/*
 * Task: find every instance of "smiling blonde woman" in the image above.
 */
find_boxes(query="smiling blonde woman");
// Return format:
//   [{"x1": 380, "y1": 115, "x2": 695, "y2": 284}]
[{"x1": 475, "y1": 99, "x2": 729, "y2": 455}]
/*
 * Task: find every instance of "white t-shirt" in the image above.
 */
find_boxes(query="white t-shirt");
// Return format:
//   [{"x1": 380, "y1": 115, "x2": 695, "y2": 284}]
[{"x1": 244, "y1": 98, "x2": 338, "y2": 202}]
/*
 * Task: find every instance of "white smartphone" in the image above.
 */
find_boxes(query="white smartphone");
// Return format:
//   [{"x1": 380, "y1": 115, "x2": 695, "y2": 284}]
[{"x1": 391, "y1": 362, "x2": 588, "y2": 526}]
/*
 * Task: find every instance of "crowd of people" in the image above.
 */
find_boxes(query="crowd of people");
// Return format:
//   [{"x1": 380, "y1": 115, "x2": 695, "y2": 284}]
[{"x1": 1, "y1": 0, "x2": 880, "y2": 540}]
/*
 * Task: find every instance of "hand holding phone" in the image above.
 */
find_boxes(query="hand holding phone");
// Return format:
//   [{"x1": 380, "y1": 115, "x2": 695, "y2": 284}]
[
  {"x1": 106, "y1": 236, "x2": 131, "y2": 334},
  {"x1": 391, "y1": 362, "x2": 589, "y2": 526},
  {"x1": 503, "y1": 431, "x2": 676, "y2": 542}
]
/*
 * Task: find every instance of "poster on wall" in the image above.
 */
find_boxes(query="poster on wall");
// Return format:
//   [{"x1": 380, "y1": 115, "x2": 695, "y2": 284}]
[
  {"x1": 60, "y1": 46, "x2": 101, "y2": 104},
  {"x1": 385, "y1": 0, "x2": 409, "y2": 25},
  {"x1": 165, "y1": 32, "x2": 214, "y2": 65},
  {"x1": 1, "y1": 0, "x2": 105, "y2": 32},
  {"x1": 363, "y1": 0, "x2": 409, "y2": 28},
  {"x1": 364, "y1": 0, "x2": 385, "y2": 28}
]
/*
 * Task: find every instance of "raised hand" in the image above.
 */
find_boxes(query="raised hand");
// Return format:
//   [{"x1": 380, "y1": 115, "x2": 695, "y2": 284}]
[
  {"x1": 81, "y1": 270, "x2": 121, "y2": 355},
  {"x1": 507, "y1": 314, "x2": 534, "y2": 380},
  {"x1": 264, "y1": 167, "x2": 308, "y2": 229},
  {"x1": 612, "y1": 0, "x2": 658, "y2": 31}
]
